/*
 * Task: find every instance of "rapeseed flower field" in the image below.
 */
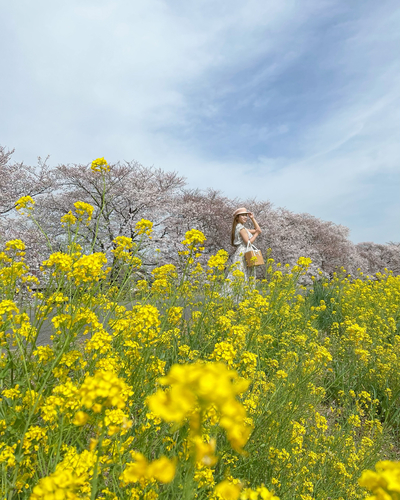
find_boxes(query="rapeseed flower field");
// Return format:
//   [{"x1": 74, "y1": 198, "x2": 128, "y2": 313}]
[{"x1": 1, "y1": 164, "x2": 400, "y2": 499}]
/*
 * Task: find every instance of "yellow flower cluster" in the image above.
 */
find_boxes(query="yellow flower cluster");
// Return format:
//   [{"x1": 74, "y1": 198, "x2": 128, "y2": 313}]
[
  {"x1": 181, "y1": 229, "x2": 206, "y2": 250},
  {"x1": 111, "y1": 236, "x2": 142, "y2": 266},
  {"x1": 120, "y1": 451, "x2": 176, "y2": 485},
  {"x1": 91, "y1": 157, "x2": 110, "y2": 172},
  {"x1": 73, "y1": 201, "x2": 94, "y2": 223},
  {"x1": 41, "y1": 379, "x2": 80, "y2": 423},
  {"x1": 41, "y1": 250, "x2": 109, "y2": 285},
  {"x1": 60, "y1": 210, "x2": 77, "y2": 226},
  {"x1": 15, "y1": 195, "x2": 35, "y2": 215},
  {"x1": 167, "y1": 306, "x2": 183, "y2": 325},
  {"x1": 359, "y1": 460, "x2": 400, "y2": 500},
  {"x1": 214, "y1": 480, "x2": 279, "y2": 500},
  {"x1": 110, "y1": 304, "x2": 161, "y2": 344},
  {"x1": 113, "y1": 235, "x2": 133, "y2": 250},
  {"x1": 147, "y1": 362, "x2": 251, "y2": 452},
  {"x1": 297, "y1": 256, "x2": 312, "y2": 267},
  {"x1": 31, "y1": 448, "x2": 96, "y2": 499},
  {"x1": 151, "y1": 264, "x2": 177, "y2": 294},
  {"x1": 42, "y1": 252, "x2": 73, "y2": 274},
  {"x1": 103, "y1": 408, "x2": 132, "y2": 436},
  {"x1": 79, "y1": 370, "x2": 132, "y2": 411},
  {"x1": 0, "y1": 443, "x2": 17, "y2": 469},
  {"x1": 135, "y1": 219, "x2": 153, "y2": 236},
  {"x1": 211, "y1": 341, "x2": 237, "y2": 368},
  {"x1": 0, "y1": 299, "x2": 19, "y2": 318},
  {"x1": 208, "y1": 249, "x2": 229, "y2": 271},
  {"x1": 70, "y1": 253, "x2": 109, "y2": 285},
  {"x1": 30, "y1": 468, "x2": 84, "y2": 500},
  {"x1": 5, "y1": 239, "x2": 26, "y2": 252}
]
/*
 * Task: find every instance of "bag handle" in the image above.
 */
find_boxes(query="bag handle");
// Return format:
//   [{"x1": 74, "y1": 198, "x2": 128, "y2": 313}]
[{"x1": 246, "y1": 241, "x2": 259, "y2": 252}]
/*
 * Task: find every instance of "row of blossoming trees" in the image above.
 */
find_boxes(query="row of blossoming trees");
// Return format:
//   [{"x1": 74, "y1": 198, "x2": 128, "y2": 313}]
[{"x1": 1, "y1": 145, "x2": 399, "y2": 277}]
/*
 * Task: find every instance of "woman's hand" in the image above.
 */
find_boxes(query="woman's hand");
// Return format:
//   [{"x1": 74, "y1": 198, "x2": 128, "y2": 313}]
[{"x1": 248, "y1": 212, "x2": 262, "y2": 235}]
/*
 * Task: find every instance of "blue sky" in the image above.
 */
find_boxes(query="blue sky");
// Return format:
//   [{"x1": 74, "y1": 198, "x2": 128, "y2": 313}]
[{"x1": 1, "y1": 0, "x2": 399, "y2": 243}]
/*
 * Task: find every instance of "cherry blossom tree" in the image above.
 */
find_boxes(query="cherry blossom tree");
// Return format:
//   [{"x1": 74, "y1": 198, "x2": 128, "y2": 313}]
[
  {"x1": 1, "y1": 145, "x2": 398, "y2": 279},
  {"x1": 153, "y1": 188, "x2": 237, "y2": 264},
  {"x1": 248, "y1": 203, "x2": 368, "y2": 276},
  {"x1": 34, "y1": 160, "x2": 186, "y2": 269},
  {"x1": 355, "y1": 242, "x2": 400, "y2": 276},
  {"x1": 0, "y1": 146, "x2": 54, "y2": 216},
  {"x1": 0, "y1": 146, "x2": 55, "y2": 271}
]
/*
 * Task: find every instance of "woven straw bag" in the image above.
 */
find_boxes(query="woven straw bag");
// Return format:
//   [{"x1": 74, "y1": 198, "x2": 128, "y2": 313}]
[{"x1": 244, "y1": 242, "x2": 265, "y2": 267}]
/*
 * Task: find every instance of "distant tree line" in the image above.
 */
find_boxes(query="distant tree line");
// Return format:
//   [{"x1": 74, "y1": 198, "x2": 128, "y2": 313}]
[{"x1": 1, "y1": 145, "x2": 399, "y2": 278}]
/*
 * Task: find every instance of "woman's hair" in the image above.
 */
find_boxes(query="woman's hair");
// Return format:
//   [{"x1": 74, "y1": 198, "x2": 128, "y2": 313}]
[{"x1": 231, "y1": 215, "x2": 240, "y2": 246}]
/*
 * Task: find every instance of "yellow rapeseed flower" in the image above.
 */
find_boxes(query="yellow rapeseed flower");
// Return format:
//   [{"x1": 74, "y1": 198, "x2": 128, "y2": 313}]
[
  {"x1": 359, "y1": 460, "x2": 400, "y2": 499},
  {"x1": 5, "y1": 239, "x2": 26, "y2": 252},
  {"x1": 208, "y1": 249, "x2": 229, "y2": 271},
  {"x1": 240, "y1": 485, "x2": 280, "y2": 499},
  {"x1": 147, "y1": 361, "x2": 251, "y2": 452},
  {"x1": 181, "y1": 229, "x2": 206, "y2": 250},
  {"x1": 192, "y1": 435, "x2": 217, "y2": 466},
  {"x1": 72, "y1": 411, "x2": 90, "y2": 426},
  {"x1": 135, "y1": 219, "x2": 153, "y2": 236},
  {"x1": 15, "y1": 195, "x2": 35, "y2": 215},
  {"x1": 70, "y1": 253, "x2": 109, "y2": 284},
  {"x1": 42, "y1": 252, "x2": 73, "y2": 274},
  {"x1": 31, "y1": 448, "x2": 95, "y2": 499},
  {"x1": 60, "y1": 211, "x2": 77, "y2": 226},
  {"x1": 79, "y1": 370, "x2": 132, "y2": 411},
  {"x1": 0, "y1": 443, "x2": 17, "y2": 468},
  {"x1": 73, "y1": 201, "x2": 94, "y2": 223},
  {"x1": 120, "y1": 451, "x2": 176, "y2": 485},
  {"x1": 0, "y1": 299, "x2": 19, "y2": 318},
  {"x1": 214, "y1": 480, "x2": 241, "y2": 500},
  {"x1": 91, "y1": 157, "x2": 110, "y2": 172}
]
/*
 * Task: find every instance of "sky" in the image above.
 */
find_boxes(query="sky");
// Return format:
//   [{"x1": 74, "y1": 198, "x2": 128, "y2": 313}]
[{"x1": 1, "y1": 0, "x2": 399, "y2": 244}]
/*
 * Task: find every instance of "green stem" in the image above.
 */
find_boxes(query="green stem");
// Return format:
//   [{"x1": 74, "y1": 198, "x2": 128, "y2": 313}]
[
  {"x1": 90, "y1": 175, "x2": 107, "y2": 253},
  {"x1": 30, "y1": 216, "x2": 53, "y2": 252},
  {"x1": 90, "y1": 426, "x2": 106, "y2": 500}
]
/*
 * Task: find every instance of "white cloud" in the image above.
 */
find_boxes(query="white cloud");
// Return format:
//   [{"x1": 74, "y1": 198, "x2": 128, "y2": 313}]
[{"x1": 1, "y1": 0, "x2": 399, "y2": 243}]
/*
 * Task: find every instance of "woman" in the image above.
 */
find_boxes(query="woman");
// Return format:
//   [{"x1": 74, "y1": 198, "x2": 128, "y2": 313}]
[{"x1": 227, "y1": 207, "x2": 262, "y2": 282}]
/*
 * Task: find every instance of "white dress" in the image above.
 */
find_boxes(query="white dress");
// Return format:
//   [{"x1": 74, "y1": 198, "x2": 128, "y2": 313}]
[{"x1": 226, "y1": 223, "x2": 255, "y2": 282}]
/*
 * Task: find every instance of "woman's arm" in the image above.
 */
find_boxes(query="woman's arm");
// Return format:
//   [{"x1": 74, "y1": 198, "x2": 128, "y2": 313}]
[
  {"x1": 240, "y1": 228, "x2": 259, "y2": 245},
  {"x1": 239, "y1": 212, "x2": 262, "y2": 244},
  {"x1": 249, "y1": 212, "x2": 262, "y2": 234}
]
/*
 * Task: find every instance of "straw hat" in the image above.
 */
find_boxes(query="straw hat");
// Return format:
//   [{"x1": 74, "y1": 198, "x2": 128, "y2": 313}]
[{"x1": 232, "y1": 207, "x2": 249, "y2": 217}]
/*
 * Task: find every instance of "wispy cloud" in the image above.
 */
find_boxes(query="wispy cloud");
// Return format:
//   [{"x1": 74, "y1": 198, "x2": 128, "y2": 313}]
[{"x1": 1, "y1": 0, "x2": 399, "y2": 243}]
